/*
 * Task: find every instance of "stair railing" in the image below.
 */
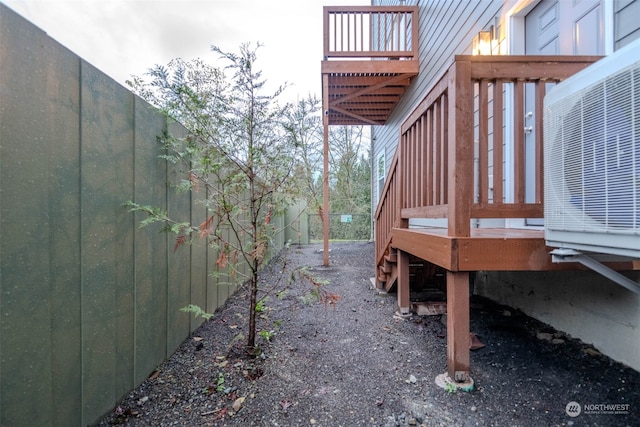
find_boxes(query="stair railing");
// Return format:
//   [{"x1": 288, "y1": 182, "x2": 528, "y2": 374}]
[{"x1": 374, "y1": 55, "x2": 601, "y2": 284}]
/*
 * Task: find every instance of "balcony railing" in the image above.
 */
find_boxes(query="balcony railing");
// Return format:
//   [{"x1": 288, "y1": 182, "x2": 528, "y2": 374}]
[
  {"x1": 323, "y1": 6, "x2": 419, "y2": 60},
  {"x1": 374, "y1": 55, "x2": 601, "y2": 272}
]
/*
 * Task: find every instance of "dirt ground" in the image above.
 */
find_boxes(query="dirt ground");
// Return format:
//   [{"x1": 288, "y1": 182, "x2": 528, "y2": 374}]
[{"x1": 98, "y1": 241, "x2": 640, "y2": 427}]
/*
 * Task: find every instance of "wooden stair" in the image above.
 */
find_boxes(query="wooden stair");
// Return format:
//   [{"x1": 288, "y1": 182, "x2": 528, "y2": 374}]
[
  {"x1": 377, "y1": 247, "x2": 446, "y2": 297},
  {"x1": 377, "y1": 248, "x2": 396, "y2": 291},
  {"x1": 377, "y1": 249, "x2": 398, "y2": 291}
]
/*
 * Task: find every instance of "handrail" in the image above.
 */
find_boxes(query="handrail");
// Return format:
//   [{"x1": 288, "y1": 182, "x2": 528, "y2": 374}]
[
  {"x1": 374, "y1": 55, "x2": 601, "y2": 282},
  {"x1": 323, "y1": 6, "x2": 419, "y2": 60},
  {"x1": 374, "y1": 150, "x2": 398, "y2": 268}
]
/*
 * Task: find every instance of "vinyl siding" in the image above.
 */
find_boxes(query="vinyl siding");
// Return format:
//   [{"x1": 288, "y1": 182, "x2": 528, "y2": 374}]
[
  {"x1": 371, "y1": 0, "x2": 509, "y2": 207},
  {"x1": 615, "y1": 0, "x2": 640, "y2": 49}
]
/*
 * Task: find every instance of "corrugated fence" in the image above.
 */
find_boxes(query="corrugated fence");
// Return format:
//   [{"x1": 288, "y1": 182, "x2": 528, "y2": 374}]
[{"x1": 0, "y1": 5, "x2": 299, "y2": 425}]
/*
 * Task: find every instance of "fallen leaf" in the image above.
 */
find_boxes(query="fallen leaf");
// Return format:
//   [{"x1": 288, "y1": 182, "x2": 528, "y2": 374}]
[
  {"x1": 280, "y1": 399, "x2": 292, "y2": 410},
  {"x1": 192, "y1": 336, "x2": 203, "y2": 342},
  {"x1": 230, "y1": 332, "x2": 245, "y2": 346},
  {"x1": 148, "y1": 370, "x2": 160, "y2": 380},
  {"x1": 536, "y1": 332, "x2": 553, "y2": 341},
  {"x1": 584, "y1": 347, "x2": 602, "y2": 357},
  {"x1": 469, "y1": 333, "x2": 486, "y2": 350},
  {"x1": 211, "y1": 407, "x2": 228, "y2": 421},
  {"x1": 232, "y1": 396, "x2": 246, "y2": 412}
]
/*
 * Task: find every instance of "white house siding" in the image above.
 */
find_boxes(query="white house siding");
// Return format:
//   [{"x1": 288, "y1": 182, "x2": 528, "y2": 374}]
[
  {"x1": 370, "y1": 0, "x2": 640, "y2": 371},
  {"x1": 615, "y1": 0, "x2": 640, "y2": 49},
  {"x1": 371, "y1": 0, "x2": 510, "y2": 207},
  {"x1": 474, "y1": 0, "x2": 640, "y2": 372}
]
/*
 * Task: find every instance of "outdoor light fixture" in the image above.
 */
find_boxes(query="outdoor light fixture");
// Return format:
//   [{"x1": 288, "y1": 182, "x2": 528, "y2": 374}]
[{"x1": 472, "y1": 25, "x2": 494, "y2": 56}]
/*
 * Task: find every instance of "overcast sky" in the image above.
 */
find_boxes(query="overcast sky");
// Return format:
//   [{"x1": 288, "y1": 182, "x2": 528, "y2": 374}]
[{"x1": 2, "y1": 0, "x2": 369, "y2": 100}]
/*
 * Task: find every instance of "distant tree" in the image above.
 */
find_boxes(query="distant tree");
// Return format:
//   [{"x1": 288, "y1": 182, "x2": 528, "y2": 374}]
[
  {"x1": 329, "y1": 125, "x2": 371, "y2": 214},
  {"x1": 283, "y1": 95, "x2": 324, "y2": 212},
  {"x1": 126, "y1": 43, "x2": 302, "y2": 354}
]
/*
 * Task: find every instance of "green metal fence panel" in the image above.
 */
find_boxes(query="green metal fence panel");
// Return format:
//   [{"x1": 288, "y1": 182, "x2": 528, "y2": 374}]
[
  {"x1": 47, "y1": 45, "x2": 84, "y2": 427},
  {"x1": 285, "y1": 201, "x2": 309, "y2": 245},
  {"x1": 80, "y1": 59, "x2": 134, "y2": 424},
  {"x1": 133, "y1": 94, "x2": 170, "y2": 386},
  {"x1": 0, "y1": 4, "x2": 300, "y2": 425},
  {"x1": 190, "y1": 189, "x2": 208, "y2": 333},
  {"x1": 0, "y1": 9, "x2": 54, "y2": 426},
  {"x1": 205, "y1": 186, "x2": 219, "y2": 316},
  {"x1": 223, "y1": 222, "x2": 238, "y2": 299},
  {"x1": 166, "y1": 123, "x2": 192, "y2": 353},
  {"x1": 113, "y1": 101, "x2": 136, "y2": 404}
]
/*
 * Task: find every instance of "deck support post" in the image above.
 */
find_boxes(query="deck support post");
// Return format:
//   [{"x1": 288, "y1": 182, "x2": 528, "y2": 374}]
[
  {"x1": 321, "y1": 74, "x2": 330, "y2": 266},
  {"x1": 397, "y1": 249, "x2": 410, "y2": 315},
  {"x1": 446, "y1": 270, "x2": 470, "y2": 383}
]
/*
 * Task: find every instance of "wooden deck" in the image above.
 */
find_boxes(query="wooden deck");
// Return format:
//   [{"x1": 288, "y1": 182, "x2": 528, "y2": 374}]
[
  {"x1": 392, "y1": 227, "x2": 550, "y2": 271},
  {"x1": 374, "y1": 55, "x2": 605, "y2": 285},
  {"x1": 319, "y1": 5, "x2": 420, "y2": 265},
  {"x1": 321, "y1": 6, "x2": 419, "y2": 126},
  {"x1": 371, "y1": 55, "x2": 608, "y2": 385},
  {"x1": 391, "y1": 227, "x2": 637, "y2": 273},
  {"x1": 321, "y1": 9, "x2": 633, "y2": 388}
]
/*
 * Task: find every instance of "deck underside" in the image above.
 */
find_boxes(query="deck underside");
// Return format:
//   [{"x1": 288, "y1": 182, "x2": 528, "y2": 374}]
[{"x1": 322, "y1": 60, "x2": 419, "y2": 126}]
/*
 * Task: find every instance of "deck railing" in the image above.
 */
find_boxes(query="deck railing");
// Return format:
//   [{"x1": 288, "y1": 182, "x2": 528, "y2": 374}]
[
  {"x1": 374, "y1": 55, "x2": 601, "y2": 271},
  {"x1": 323, "y1": 6, "x2": 419, "y2": 60}
]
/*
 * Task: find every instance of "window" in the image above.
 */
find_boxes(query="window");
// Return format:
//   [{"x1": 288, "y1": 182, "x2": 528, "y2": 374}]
[{"x1": 377, "y1": 152, "x2": 386, "y2": 199}]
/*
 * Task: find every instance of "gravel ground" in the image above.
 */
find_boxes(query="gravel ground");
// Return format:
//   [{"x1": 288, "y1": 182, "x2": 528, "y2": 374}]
[{"x1": 98, "y1": 241, "x2": 640, "y2": 427}]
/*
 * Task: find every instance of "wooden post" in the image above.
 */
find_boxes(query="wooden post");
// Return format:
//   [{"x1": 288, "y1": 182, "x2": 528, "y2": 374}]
[
  {"x1": 397, "y1": 249, "x2": 410, "y2": 315},
  {"x1": 443, "y1": 58, "x2": 472, "y2": 386},
  {"x1": 397, "y1": 131, "x2": 408, "y2": 229},
  {"x1": 447, "y1": 58, "x2": 472, "y2": 238},
  {"x1": 446, "y1": 271, "x2": 470, "y2": 382},
  {"x1": 322, "y1": 74, "x2": 330, "y2": 266}
]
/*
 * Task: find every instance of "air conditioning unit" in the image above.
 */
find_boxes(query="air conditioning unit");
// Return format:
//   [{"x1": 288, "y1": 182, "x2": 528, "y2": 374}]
[{"x1": 544, "y1": 39, "x2": 640, "y2": 259}]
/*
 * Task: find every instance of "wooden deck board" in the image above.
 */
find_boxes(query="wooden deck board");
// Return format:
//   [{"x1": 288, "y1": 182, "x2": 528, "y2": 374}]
[{"x1": 391, "y1": 227, "x2": 636, "y2": 272}]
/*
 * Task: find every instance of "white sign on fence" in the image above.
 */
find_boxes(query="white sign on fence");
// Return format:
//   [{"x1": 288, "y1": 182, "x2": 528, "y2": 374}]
[{"x1": 340, "y1": 215, "x2": 352, "y2": 223}]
